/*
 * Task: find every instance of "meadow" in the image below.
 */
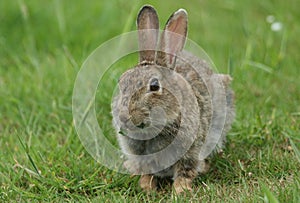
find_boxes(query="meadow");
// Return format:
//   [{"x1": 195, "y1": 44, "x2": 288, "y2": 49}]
[{"x1": 0, "y1": 0, "x2": 299, "y2": 202}]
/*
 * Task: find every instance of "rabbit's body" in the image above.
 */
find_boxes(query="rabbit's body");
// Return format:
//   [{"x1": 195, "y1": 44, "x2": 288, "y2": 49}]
[{"x1": 111, "y1": 6, "x2": 235, "y2": 193}]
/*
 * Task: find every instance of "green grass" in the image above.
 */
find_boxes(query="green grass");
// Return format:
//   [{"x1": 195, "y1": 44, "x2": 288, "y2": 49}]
[{"x1": 1, "y1": 0, "x2": 300, "y2": 202}]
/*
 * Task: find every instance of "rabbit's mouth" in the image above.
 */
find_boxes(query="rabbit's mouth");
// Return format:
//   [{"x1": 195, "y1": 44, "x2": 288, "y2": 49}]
[
  {"x1": 120, "y1": 118, "x2": 155, "y2": 131},
  {"x1": 118, "y1": 117, "x2": 168, "y2": 140},
  {"x1": 135, "y1": 121, "x2": 148, "y2": 129},
  {"x1": 118, "y1": 112, "x2": 181, "y2": 141},
  {"x1": 119, "y1": 120, "x2": 150, "y2": 136},
  {"x1": 119, "y1": 113, "x2": 151, "y2": 130},
  {"x1": 130, "y1": 115, "x2": 151, "y2": 130}
]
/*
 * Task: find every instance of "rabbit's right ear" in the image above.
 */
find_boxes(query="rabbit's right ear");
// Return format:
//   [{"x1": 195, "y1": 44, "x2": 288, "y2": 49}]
[
  {"x1": 137, "y1": 5, "x2": 159, "y2": 64},
  {"x1": 156, "y1": 9, "x2": 188, "y2": 68}
]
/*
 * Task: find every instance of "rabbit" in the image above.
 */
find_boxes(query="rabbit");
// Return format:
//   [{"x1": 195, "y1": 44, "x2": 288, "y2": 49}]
[{"x1": 111, "y1": 5, "x2": 235, "y2": 194}]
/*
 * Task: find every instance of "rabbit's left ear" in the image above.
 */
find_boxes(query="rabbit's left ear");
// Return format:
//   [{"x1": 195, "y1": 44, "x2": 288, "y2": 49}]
[
  {"x1": 137, "y1": 5, "x2": 159, "y2": 64},
  {"x1": 157, "y1": 9, "x2": 188, "y2": 68}
]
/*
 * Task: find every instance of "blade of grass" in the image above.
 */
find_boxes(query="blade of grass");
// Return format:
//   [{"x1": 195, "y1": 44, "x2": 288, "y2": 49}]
[
  {"x1": 16, "y1": 134, "x2": 42, "y2": 177},
  {"x1": 261, "y1": 183, "x2": 279, "y2": 203},
  {"x1": 244, "y1": 60, "x2": 274, "y2": 73}
]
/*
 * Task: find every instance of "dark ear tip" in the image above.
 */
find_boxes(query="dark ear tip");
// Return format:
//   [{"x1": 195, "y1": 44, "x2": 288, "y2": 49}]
[
  {"x1": 138, "y1": 5, "x2": 157, "y2": 19},
  {"x1": 165, "y1": 8, "x2": 188, "y2": 27},
  {"x1": 174, "y1": 9, "x2": 188, "y2": 17},
  {"x1": 140, "y1": 5, "x2": 156, "y2": 12}
]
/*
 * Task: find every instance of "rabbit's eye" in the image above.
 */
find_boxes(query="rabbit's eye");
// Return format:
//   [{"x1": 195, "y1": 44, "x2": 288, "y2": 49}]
[{"x1": 149, "y1": 78, "x2": 160, "y2": 91}]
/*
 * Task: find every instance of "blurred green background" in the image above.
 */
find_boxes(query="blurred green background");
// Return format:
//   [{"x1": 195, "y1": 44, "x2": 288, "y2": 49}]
[{"x1": 0, "y1": 0, "x2": 299, "y2": 202}]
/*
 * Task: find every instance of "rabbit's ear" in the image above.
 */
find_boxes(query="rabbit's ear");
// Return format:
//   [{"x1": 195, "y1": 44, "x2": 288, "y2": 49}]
[
  {"x1": 137, "y1": 5, "x2": 159, "y2": 63},
  {"x1": 157, "y1": 9, "x2": 187, "y2": 68}
]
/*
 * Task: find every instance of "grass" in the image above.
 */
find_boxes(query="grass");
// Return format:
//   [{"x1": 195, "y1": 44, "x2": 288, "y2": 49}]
[{"x1": 0, "y1": 0, "x2": 299, "y2": 202}]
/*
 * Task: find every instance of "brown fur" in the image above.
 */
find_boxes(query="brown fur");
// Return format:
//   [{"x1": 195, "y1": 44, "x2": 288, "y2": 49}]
[{"x1": 111, "y1": 5, "x2": 235, "y2": 194}]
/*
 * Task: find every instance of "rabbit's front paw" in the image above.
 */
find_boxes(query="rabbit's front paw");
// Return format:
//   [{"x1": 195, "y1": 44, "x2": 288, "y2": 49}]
[
  {"x1": 173, "y1": 177, "x2": 193, "y2": 194},
  {"x1": 140, "y1": 174, "x2": 157, "y2": 191}
]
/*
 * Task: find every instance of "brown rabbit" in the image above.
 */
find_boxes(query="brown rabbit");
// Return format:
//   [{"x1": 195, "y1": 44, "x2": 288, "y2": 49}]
[{"x1": 112, "y1": 5, "x2": 235, "y2": 194}]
